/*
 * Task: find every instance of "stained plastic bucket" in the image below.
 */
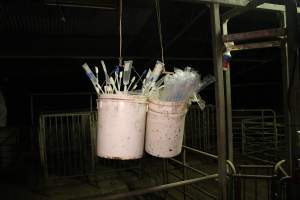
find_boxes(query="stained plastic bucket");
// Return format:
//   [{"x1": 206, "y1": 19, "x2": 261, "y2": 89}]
[
  {"x1": 145, "y1": 98, "x2": 187, "y2": 158},
  {"x1": 97, "y1": 94, "x2": 147, "y2": 160}
]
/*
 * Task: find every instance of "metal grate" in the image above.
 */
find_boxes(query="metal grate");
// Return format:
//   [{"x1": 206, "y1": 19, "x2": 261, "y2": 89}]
[
  {"x1": 39, "y1": 112, "x2": 96, "y2": 180},
  {"x1": 185, "y1": 105, "x2": 217, "y2": 154}
]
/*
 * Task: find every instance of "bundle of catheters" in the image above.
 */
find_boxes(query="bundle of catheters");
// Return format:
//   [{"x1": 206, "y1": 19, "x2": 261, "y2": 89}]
[{"x1": 82, "y1": 60, "x2": 215, "y2": 109}]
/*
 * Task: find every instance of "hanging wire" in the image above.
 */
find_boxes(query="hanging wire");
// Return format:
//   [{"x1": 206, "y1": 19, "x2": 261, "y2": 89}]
[
  {"x1": 119, "y1": 0, "x2": 123, "y2": 66},
  {"x1": 154, "y1": 0, "x2": 165, "y2": 65}
]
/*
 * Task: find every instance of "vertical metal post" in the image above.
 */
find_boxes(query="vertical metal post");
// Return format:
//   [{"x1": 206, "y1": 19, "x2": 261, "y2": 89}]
[
  {"x1": 222, "y1": 20, "x2": 233, "y2": 162},
  {"x1": 210, "y1": 3, "x2": 227, "y2": 200},
  {"x1": 284, "y1": 0, "x2": 299, "y2": 177}
]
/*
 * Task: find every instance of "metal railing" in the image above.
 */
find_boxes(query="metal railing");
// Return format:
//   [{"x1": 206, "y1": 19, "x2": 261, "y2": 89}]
[
  {"x1": 39, "y1": 112, "x2": 96, "y2": 181},
  {"x1": 239, "y1": 110, "x2": 284, "y2": 163},
  {"x1": 36, "y1": 101, "x2": 289, "y2": 199},
  {"x1": 185, "y1": 105, "x2": 217, "y2": 154}
]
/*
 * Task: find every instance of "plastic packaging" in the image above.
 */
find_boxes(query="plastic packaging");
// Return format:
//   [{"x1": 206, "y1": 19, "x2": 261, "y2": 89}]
[
  {"x1": 123, "y1": 60, "x2": 133, "y2": 92},
  {"x1": 159, "y1": 68, "x2": 200, "y2": 102},
  {"x1": 150, "y1": 61, "x2": 164, "y2": 82},
  {"x1": 198, "y1": 75, "x2": 216, "y2": 92},
  {"x1": 101, "y1": 60, "x2": 110, "y2": 85},
  {"x1": 82, "y1": 63, "x2": 102, "y2": 94}
]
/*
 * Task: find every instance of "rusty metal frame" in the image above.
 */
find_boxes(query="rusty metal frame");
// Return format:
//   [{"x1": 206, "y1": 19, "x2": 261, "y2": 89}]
[{"x1": 222, "y1": 28, "x2": 286, "y2": 43}]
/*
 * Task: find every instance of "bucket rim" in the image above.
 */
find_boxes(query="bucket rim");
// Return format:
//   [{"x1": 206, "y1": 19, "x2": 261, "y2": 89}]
[
  {"x1": 98, "y1": 93, "x2": 147, "y2": 102},
  {"x1": 148, "y1": 108, "x2": 188, "y2": 115},
  {"x1": 149, "y1": 97, "x2": 187, "y2": 106}
]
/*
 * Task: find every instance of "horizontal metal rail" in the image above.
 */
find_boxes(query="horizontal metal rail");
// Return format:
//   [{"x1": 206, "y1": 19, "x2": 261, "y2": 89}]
[
  {"x1": 223, "y1": 28, "x2": 286, "y2": 42},
  {"x1": 231, "y1": 41, "x2": 281, "y2": 51},
  {"x1": 239, "y1": 164, "x2": 273, "y2": 168},
  {"x1": 233, "y1": 174, "x2": 273, "y2": 179},
  {"x1": 182, "y1": 145, "x2": 237, "y2": 174},
  {"x1": 183, "y1": 145, "x2": 218, "y2": 159},
  {"x1": 70, "y1": 174, "x2": 219, "y2": 200}
]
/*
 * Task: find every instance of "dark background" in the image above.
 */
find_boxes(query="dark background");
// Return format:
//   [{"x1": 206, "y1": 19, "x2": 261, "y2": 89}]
[{"x1": 0, "y1": 0, "x2": 298, "y2": 126}]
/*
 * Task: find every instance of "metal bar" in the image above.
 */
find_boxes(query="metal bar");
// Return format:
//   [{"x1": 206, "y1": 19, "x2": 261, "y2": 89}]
[
  {"x1": 258, "y1": 3, "x2": 300, "y2": 13},
  {"x1": 223, "y1": 28, "x2": 286, "y2": 43},
  {"x1": 89, "y1": 114, "x2": 96, "y2": 175},
  {"x1": 172, "y1": 0, "x2": 300, "y2": 13},
  {"x1": 223, "y1": 21, "x2": 233, "y2": 162},
  {"x1": 230, "y1": 41, "x2": 282, "y2": 51},
  {"x1": 70, "y1": 174, "x2": 219, "y2": 200},
  {"x1": 66, "y1": 116, "x2": 72, "y2": 174},
  {"x1": 285, "y1": 0, "x2": 299, "y2": 178},
  {"x1": 232, "y1": 174, "x2": 273, "y2": 179},
  {"x1": 55, "y1": 116, "x2": 60, "y2": 176},
  {"x1": 210, "y1": 4, "x2": 227, "y2": 200},
  {"x1": 45, "y1": 2, "x2": 116, "y2": 10},
  {"x1": 71, "y1": 115, "x2": 78, "y2": 173},
  {"x1": 60, "y1": 116, "x2": 66, "y2": 176},
  {"x1": 39, "y1": 116, "x2": 48, "y2": 181},
  {"x1": 254, "y1": 170, "x2": 258, "y2": 200},
  {"x1": 183, "y1": 145, "x2": 218, "y2": 159},
  {"x1": 239, "y1": 164, "x2": 273, "y2": 168}
]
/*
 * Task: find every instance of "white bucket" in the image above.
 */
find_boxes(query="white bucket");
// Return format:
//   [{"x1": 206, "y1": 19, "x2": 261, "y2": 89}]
[
  {"x1": 145, "y1": 98, "x2": 187, "y2": 158},
  {"x1": 97, "y1": 94, "x2": 147, "y2": 160}
]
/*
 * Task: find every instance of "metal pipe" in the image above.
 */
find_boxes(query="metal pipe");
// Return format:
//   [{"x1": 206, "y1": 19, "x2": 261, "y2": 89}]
[
  {"x1": 226, "y1": 160, "x2": 236, "y2": 174},
  {"x1": 183, "y1": 145, "x2": 218, "y2": 159},
  {"x1": 222, "y1": 28, "x2": 286, "y2": 43},
  {"x1": 274, "y1": 160, "x2": 289, "y2": 177},
  {"x1": 46, "y1": 2, "x2": 116, "y2": 10},
  {"x1": 210, "y1": 3, "x2": 227, "y2": 200},
  {"x1": 70, "y1": 174, "x2": 219, "y2": 200},
  {"x1": 222, "y1": 20, "x2": 233, "y2": 163},
  {"x1": 284, "y1": 0, "x2": 299, "y2": 178},
  {"x1": 230, "y1": 41, "x2": 281, "y2": 51},
  {"x1": 239, "y1": 164, "x2": 273, "y2": 168},
  {"x1": 181, "y1": 145, "x2": 236, "y2": 174},
  {"x1": 232, "y1": 174, "x2": 273, "y2": 179}
]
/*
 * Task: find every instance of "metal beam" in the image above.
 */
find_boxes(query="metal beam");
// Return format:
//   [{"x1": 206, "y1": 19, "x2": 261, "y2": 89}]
[
  {"x1": 230, "y1": 40, "x2": 281, "y2": 51},
  {"x1": 257, "y1": 3, "x2": 300, "y2": 13},
  {"x1": 285, "y1": 0, "x2": 299, "y2": 178},
  {"x1": 172, "y1": 0, "x2": 300, "y2": 13},
  {"x1": 210, "y1": 3, "x2": 227, "y2": 200},
  {"x1": 222, "y1": 28, "x2": 286, "y2": 43},
  {"x1": 172, "y1": 0, "x2": 248, "y2": 6},
  {"x1": 279, "y1": 12, "x2": 292, "y2": 178},
  {"x1": 222, "y1": 21, "x2": 233, "y2": 163},
  {"x1": 45, "y1": 0, "x2": 116, "y2": 10}
]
